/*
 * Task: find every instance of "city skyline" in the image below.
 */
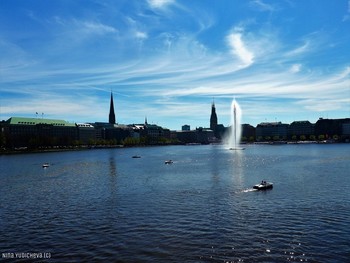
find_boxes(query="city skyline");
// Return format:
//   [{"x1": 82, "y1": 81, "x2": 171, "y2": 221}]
[{"x1": 1, "y1": 0, "x2": 350, "y2": 130}]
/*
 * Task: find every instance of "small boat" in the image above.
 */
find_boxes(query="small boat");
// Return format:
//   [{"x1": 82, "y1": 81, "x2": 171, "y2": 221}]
[
  {"x1": 42, "y1": 163, "x2": 50, "y2": 168},
  {"x1": 229, "y1": 147, "x2": 245, "y2": 150},
  {"x1": 165, "y1": 160, "x2": 173, "y2": 164},
  {"x1": 253, "y1": 181, "x2": 273, "y2": 190},
  {"x1": 132, "y1": 155, "x2": 141, "y2": 158}
]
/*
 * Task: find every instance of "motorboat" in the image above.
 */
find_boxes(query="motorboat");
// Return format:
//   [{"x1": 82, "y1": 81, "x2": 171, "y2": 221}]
[
  {"x1": 229, "y1": 147, "x2": 245, "y2": 150},
  {"x1": 42, "y1": 163, "x2": 50, "y2": 168},
  {"x1": 253, "y1": 181, "x2": 273, "y2": 190},
  {"x1": 165, "y1": 160, "x2": 173, "y2": 164}
]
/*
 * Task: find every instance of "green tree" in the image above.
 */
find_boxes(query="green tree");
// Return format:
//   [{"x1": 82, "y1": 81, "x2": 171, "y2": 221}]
[
  {"x1": 273, "y1": 136, "x2": 279, "y2": 141},
  {"x1": 318, "y1": 134, "x2": 325, "y2": 141},
  {"x1": 300, "y1": 135, "x2": 306, "y2": 141}
]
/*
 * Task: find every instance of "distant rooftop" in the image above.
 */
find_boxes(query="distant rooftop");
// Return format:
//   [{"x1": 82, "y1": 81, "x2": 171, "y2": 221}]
[{"x1": 6, "y1": 117, "x2": 75, "y2": 127}]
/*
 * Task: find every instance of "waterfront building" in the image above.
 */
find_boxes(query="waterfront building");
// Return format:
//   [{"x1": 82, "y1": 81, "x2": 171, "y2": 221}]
[
  {"x1": 104, "y1": 124, "x2": 132, "y2": 142},
  {"x1": 2, "y1": 117, "x2": 77, "y2": 148},
  {"x1": 182, "y1": 125, "x2": 190, "y2": 131},
  {"x1": 256, "y1": 122, "x2": 288, "y2": 141},
  {"x1": 76, "y1": 123, "x2": 96, "y2": 144},
  {"x1": 93, "y1": 122, "x2": 132, "y2": 142},
  {"x1": 174, "y1": 128, "x2": 214, "y2": 144},
  {"x1": 196, "y1": 127, "x2": 215, "y2": 144},
  {"x1": 288, "y1": 121, "x2": 315, "y2": 140},
  {"x1": 315, "y1": 118, "x2": 350, "y2": 140},
  {"x1": 242, "y1": 124, "x2": 256, "y2": 141},
  {"x1": 129, "y1": 120, "x2": 170, "y2": 144},
  {"x1": 210, "y1": 101, "x2": 218, "y2": 132},
  {"x1": 342, "y1": 122, "x2": 350, "y2": 142},
  {"x1": 174, "y1": 130, "x2": 197, "y2": 143}
]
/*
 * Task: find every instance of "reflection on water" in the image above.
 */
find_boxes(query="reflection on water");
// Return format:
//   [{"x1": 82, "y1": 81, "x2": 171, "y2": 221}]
[
  {"x1": 230, "y1": 148, "x2": 245, "y2": 187},
  {"x1": 1, "y1": 144, "x2": 350, "y2": 262}
]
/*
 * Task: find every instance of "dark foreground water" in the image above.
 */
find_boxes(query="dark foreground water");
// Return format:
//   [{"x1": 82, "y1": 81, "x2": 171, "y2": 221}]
[{"x1": 1, "y1": 144, "x2": 349, "y2": 262}]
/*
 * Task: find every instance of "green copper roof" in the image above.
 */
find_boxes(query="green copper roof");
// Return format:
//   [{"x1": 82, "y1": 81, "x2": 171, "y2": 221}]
[{"x1": 6, "y1": 117, "x2": 75, "y2": 127}]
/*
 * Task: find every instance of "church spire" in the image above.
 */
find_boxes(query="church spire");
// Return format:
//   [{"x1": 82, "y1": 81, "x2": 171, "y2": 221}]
[
  {"x1": 210, "y1": 100, "x2": 217, "y2": 131},
  {"x1": 109, "y1": 92, "x2": 116, "y2": 124}
]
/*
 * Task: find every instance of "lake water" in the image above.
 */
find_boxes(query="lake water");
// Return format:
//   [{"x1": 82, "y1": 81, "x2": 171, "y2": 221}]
[{"x1": 1, "y1": 144, "x2": 349, "y2": 262}]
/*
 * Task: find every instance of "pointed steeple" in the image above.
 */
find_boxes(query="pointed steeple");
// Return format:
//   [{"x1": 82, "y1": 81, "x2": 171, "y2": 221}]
[
  {"x1": 109, "y1": 92, "x2": 116, "y2": 124},
  {"x1": 210, "y1": 99, "x2": 218, "y2": 131}
]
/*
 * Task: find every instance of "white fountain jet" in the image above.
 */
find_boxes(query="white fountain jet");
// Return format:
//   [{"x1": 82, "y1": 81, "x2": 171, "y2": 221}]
[{"x1": 228, "y1": 98, "x2": 245, "y2": 150}]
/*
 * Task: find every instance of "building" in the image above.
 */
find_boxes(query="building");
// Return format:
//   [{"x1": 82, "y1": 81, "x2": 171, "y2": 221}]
[
  {"x1": 182, "y1": 125, "x2": 190, "y2": 131},
  {"x1": 210, "y1": 101, "x2": 218, "y2": 132},
  {"x1": 104, "y1": 125, "x2": 132, "y2": 142},
  {"x1": 174, "y1": 128, "x2": 214, "y2": 144},
  {"x1": 2, "y1": 117, "x2": 77, "y2": 148},
  {"x1": 288, "y1": 121, "x2": 314, "y2": 140},
  {"x1": 242, "y1": 124, "x2": 256, "y2": 141},
  {"x1": 256, "y1": 122, "x2": 288, "y2": 141},
  {"x1": 129, "y1": 119, "x2": 171, "y2": 144},
  {"x1": 109, "y1": 92, "x2": 116, "y2": 124},
  {"x1": 76, "y1": 123, "x2": 96, "y2": 144},
  {"x1": 342, "y1": 122, "x2": 350, "y2": 142},
  {"x1": 315, "y1": 118, "x2": 350, "y2": 140}
]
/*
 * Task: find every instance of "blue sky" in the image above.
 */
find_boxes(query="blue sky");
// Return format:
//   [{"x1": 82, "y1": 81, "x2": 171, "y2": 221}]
[{"x1": 1, "y1": 0, "x2": 350, "y2": 130}]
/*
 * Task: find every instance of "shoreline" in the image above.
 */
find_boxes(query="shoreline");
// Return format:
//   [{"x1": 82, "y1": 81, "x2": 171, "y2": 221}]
[{"x1": 1, "y1": 140, "x2": 348, "y2": 155}]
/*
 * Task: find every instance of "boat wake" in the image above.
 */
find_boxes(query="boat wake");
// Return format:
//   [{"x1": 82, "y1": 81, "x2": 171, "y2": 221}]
[{"x1": 242, "y1": 188, "x2": 258, "y2": 193}]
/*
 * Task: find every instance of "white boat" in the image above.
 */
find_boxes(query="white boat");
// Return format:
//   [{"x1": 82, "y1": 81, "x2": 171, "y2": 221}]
[
  {"x1": 42, "y1": 163, "x2": 50, "y2": 168},
  {"x1": 253, "y1": 181, "x2": 273, "y2": 190},
  {"x1": 165, "y1": 160, "x2": 173, "y2": 164}
]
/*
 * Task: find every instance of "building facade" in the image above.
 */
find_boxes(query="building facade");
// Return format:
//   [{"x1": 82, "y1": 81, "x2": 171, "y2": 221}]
[
  {"x1": 2, "y1": 117, "x2": 78, "y2": 148},
  {"x1": 241, "y1": 124, "x2": 256, "y2": 141},
  {"x1": 288, "y1": 121, "x2": 314, "y2": 140},
  {"x1": 256, "y1": 122, "x2": 289, "y2": 141}
]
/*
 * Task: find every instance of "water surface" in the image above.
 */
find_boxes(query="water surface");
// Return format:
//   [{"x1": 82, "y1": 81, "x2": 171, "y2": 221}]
[{"x1": 1, "y1": 144, "x2": 349, "y2": 262}]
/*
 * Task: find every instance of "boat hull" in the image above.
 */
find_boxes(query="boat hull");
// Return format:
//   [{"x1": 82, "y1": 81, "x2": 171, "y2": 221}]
[
  {"x1": 253, "y1": 183, "x2": 273, "y2": 190},
  {"x1": 229, "y1": 147, "x2": 245, "y2": 150}
]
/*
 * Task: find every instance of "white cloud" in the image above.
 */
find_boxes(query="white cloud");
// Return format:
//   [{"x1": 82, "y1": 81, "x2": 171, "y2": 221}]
[
  {"x1": 289, "y1": 64, "x2": 302, "y2": 73},
  {"x1": 338, "y1": 66, "x2": 350, "y2": 79},
  {"x1": 79, "y1": 21, "x2": 117, "y2": 34},
  {"x1": 250, "y1": 0, "x2": 276, "y2": 12},
  {"x1": 226, "y1": 30, "x2": 254, "y2": 67},
  {"x1": 135, "y1": 31, "x2": 148, "y2": 40},
  {"x1": 147, "y1": 0, "x2": 174, "y2": 9},
  {"x1": 1, "y1": 2, "x2": 349, "y2": 129},
  {"x1": 53, "y1": 17, "x2": 117, "y2": 35},
  {"x1": 285, "y1": 41, "x2": 310, "y2": 57}
]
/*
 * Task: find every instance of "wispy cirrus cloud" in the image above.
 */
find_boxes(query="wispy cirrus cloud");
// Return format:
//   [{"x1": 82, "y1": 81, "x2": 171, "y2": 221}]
[
  {"x1": 289, "y1": 64, "x2": 302, "y2": 73},
  {"x1": 226, "y1": 28, "x2": 254, "y2": 68},
  {"x1": 147, "y1": 0, "x2": 175, "y2": 9},
  {"x1": 285, "y1": 40, "x2": 310, "y2": 57},
  {"x1": 249, "y1": 0, "x2": 277, "y2": 12},
  {"x1": 1, "y1": 0, "x2": 349, "y2": 129},
  {"x1": 343, "y1": 0, "x2": 350, "y2": 21},
  {"x1": 52, "y1": 16, "x2": 117, "y2": 35}
]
